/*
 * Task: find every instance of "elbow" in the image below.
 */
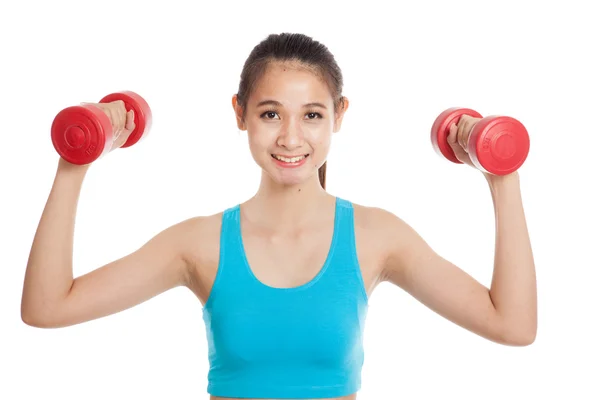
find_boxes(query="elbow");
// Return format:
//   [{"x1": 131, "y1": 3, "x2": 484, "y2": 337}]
[
  {"x1": 21, "y1": 291, "x2": 68, "y2": 329},
  {"x1": 21, "y1": 312, "x2": 50, "y2": 328},
  {"x1": 21, "y1": 301, "x2": 39, "y2": 327},
  {"x1": 507, "y1": 332, "x2": 536, "y2": 346},
  {"x1": 502, "y1": 326, "x2": 537, "y2": 346},
  {"x1": 21, "y1": 306, "x2": 58, "y2": 329},
  {"x1": 494, "y1": 309, "x2": 537, "y2": 346},
  {"x1": 21, "y1": 311, "x2": 42, "y2": 328}
]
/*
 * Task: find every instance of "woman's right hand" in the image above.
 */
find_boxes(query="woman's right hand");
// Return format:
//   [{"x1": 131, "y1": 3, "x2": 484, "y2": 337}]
[{"x1": 83, "y1": 100, "x2": 136, "y2": 150}]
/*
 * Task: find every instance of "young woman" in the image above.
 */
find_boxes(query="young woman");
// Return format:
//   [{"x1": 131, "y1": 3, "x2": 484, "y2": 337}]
[{"x1": 21, "y1": 33, "x2": 537, "y2": 400}]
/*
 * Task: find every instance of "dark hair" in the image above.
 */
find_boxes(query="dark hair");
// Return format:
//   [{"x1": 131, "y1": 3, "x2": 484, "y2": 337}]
[{"x1": 236, "y1": 33, "x2": 345, "y2": 190}]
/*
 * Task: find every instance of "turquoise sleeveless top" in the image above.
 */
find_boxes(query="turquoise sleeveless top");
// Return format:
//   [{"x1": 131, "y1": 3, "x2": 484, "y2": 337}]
[{"x1": 202, "y1": 197, "x2": 369, "y2": 398}]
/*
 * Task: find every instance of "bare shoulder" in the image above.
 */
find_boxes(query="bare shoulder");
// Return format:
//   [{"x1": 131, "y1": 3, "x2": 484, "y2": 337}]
[
  {"x1": 347, "y1": 202, "x2": 411, "y2": 288},
  {"x1": 349, "y1": 201, "x2": 418, "y2": 283},
  {"x1": 350, "y1": 201, "x2": 412, "y2": 242},
  {"x1": 176, "y1": 210, "x2": 224, "y2": 303},
  {"x1": 350, "y1": 201, "x2": 403, "y2": 231}
]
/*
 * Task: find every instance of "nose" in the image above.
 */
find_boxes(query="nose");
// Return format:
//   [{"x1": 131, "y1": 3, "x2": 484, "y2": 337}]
[{"x1": 277, "y1": 119, "x2": 305, "y2": 150}]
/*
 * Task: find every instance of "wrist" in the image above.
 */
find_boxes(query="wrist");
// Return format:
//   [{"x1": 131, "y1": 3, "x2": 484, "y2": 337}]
[
  {"x1": 484, "y1": 170, "x2": 521, "y2": 192},
  {"x1": 56, "y1": 157, "x2": 91, "y2": 177}
]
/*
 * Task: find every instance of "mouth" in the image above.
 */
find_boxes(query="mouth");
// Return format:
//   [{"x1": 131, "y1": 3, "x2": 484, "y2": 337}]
[
  {"x1": 271, "y1": 154, "x2": 309, "y2": 163},
  {"x1": 271, "y1": 153, "x2": 310, "y2": 167}
]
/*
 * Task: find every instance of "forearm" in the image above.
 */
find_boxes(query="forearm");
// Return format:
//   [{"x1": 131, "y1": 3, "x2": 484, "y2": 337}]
[
  {"x1": 21, "y1": 158, "x2": 90, "y2": 323},
  {"x1": 486, "y1": 171, "x2": 537, "y2": 343}
]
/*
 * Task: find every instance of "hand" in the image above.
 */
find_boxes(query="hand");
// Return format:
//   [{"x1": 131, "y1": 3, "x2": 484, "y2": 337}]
[
  {"x1": 82, "y1": 100, "x2": 136, "y2": 151},
  {"x1": 446, "y1": 114, "x2": 481, "y2": 168}
]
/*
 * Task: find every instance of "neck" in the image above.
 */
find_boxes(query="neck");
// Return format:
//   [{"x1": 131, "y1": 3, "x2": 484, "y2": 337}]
[{"x1": 244, "y1": 171, "x2": 332, "y2": 229}]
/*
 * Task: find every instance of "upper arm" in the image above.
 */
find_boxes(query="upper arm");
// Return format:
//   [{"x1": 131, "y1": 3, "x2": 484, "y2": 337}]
[
  {"x1": 376, "y1": 208, "x2": 509, "y2": 345},
  {"x1": 45, "y1": 217, "x2": 200, "y2": 328}
]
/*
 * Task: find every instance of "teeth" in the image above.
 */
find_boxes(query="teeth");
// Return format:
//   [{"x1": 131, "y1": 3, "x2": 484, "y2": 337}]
[{"x1": 274, "y1": 154, "x2": 306, "y2": 163}]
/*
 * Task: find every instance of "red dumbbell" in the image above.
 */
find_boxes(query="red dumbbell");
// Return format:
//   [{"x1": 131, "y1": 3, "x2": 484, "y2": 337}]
[
  {"x1": 51, "y1": 91, "x2": 152, "y2": 165},
  {"x1": 431, "y1": 107, "x2": 530, "y2": 175}
]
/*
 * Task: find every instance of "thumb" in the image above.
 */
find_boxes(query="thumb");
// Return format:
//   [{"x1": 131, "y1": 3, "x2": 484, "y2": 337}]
[
  {"x1": 447, "y1": 123, "x2": 459, "y2": 146},
  {"x1": 446, "y1": 122, "x2": 465, "y2": 158},
  {"x1": 125, "y1": 109, "x2": 136, "y2": 131}
]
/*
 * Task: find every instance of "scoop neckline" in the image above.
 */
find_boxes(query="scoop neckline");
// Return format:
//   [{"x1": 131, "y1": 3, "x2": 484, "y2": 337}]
[{"x1": 236, "y1": 196, "x2": 340, "y2": 292}]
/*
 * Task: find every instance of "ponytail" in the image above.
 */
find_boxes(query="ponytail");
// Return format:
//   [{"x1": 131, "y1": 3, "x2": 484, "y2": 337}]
[{"x1": 318, "y1": 161, "x2": 327, "y2": 189}]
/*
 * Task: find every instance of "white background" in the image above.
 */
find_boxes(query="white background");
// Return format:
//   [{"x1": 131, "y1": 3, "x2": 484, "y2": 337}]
[{"x1": 1, "y1": 0, "x2": 598, "y2": 399}]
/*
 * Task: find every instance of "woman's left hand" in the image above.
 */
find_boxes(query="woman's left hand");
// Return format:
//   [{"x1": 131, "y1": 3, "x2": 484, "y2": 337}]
[{"x1": 447, "y1": 115, "x2": 481, "y2": 168}]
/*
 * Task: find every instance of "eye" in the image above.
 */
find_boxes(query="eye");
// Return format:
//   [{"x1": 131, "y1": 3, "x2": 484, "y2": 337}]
[
  {"x1": 261, "y1": 110, "x2": 279, "y2": 120},
  {"x1": 259, "y1": 110, "x2": 323, "y2": 120}
]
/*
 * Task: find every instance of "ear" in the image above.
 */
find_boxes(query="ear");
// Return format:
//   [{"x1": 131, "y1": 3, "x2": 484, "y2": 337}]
[
  {"x1": 232, "y1": 94, "x2": 247, "y2": 131},
  {"x1": 333, "y1": 97, "x2": 349, "y2": 133}
]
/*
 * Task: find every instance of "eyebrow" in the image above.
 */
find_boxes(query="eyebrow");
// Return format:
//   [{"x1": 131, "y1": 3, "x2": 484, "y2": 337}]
[{"x1": 256, "y1": 100, "x2": 328, "y2": 109}]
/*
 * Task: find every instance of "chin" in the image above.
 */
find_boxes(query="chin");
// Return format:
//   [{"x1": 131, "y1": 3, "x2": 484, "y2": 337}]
[
  {"x1": 270, "y1": 171, "x2": 309, "y2": 187},
  {"x1": 268, "y1": 164, "x2": 314, "y2": 187}
]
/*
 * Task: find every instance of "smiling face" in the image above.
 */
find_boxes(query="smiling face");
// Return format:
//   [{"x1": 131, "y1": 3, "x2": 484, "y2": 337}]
[{"x1": 233, "y1": 61, "x2": 348, "y2": 187}]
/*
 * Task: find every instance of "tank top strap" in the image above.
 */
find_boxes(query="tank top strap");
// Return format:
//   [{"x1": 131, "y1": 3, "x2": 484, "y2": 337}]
[
  {"x1": 319, "y1": 197, "x2": 369, "y2": 305},
  {"x1": 203, "y1": 204, "x2": 247, "y2": 311},
  {"x1": 332, "y1": 197, "x2": 354, "y2": 245}
]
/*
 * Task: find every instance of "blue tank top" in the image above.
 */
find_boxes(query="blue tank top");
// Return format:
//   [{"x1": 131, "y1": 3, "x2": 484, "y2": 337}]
[{"x1": 201, "y1": 197, "x2": 370, "y2": 398}]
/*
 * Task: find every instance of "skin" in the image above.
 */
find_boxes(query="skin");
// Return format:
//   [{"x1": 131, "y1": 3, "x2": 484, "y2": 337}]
[{"x1": 21, "y1": 61, "x2": 537, "y2": 400}]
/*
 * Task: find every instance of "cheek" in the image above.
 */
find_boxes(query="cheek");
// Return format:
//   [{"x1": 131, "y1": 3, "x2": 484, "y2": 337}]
[
  {"x1": 247, "y1": 130, "x2": 274, "y2": 158},
  {"x1": 307, "y1": 127, "x2": 331, "y2": 148},
  {"x1": 247, "y1": 119, "x2": 280, "y2": 138},
  {"x1": 248, "y1": 134, "x2": 266, "y2": 152}
]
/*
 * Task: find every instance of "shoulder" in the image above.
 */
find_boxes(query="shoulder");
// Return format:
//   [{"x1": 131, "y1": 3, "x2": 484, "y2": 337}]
[
  {"x1": 164, "y1": 211, "x2": 222, "y2": 244},
  {"x1": 163, "y1": 207, "x2": 230, "y2": 278},
  {"x1": 161, "y1": 205, "x2": 242, "y2": 296},
  {"x1": 347, "y1": 200, "x2": 424, "y2": 282},
  {"x1": 174, "y1": 208, "x2": 228, "y2": 253},
  {"x1": 347, "y1": 199, "x2": 411, "y2": 238}
]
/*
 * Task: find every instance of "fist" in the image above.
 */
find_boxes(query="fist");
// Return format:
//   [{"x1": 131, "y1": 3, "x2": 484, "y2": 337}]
[
  {"x1": 447, "y1": 114, "x2": 481, "y2": 167},
  {"x1": 83, "y1": 100, "x2": 136, "y2": 150}
]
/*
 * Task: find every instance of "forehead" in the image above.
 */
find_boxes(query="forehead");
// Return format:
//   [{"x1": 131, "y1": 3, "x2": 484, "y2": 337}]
[{"x1": 249, "y1": 61, "x2": 332, "y2": 106}]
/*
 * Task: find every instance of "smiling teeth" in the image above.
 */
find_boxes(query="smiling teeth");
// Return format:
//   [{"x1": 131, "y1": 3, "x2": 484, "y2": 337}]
[{"x1": 274, "y1": 155, "x2": 306, "y2": 163}]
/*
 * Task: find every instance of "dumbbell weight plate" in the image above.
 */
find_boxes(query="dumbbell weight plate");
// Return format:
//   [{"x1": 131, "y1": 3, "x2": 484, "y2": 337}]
[
  {"x1": 51, "y1": 104, "x2": 114, "y2": 165},
  {"x1": 99, "y1": 91, "x2": 152, "y2": 148},
  {"x1": 431, "y1": 107, "x2": 483, "y2": 164},
  {"x1": 468, "y1": 115, "x2": 530, "y2": 175}
]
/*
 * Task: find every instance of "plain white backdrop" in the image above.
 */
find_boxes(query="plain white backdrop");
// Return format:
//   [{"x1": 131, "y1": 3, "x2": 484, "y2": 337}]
[{"x1": 1, "y1": 0, "x2": 598, "y2": 399}]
